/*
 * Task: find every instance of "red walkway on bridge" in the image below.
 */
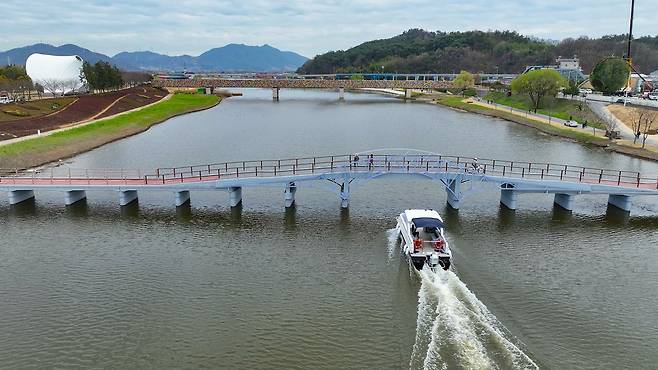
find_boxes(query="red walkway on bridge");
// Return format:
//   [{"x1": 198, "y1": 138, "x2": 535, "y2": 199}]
[{"x1": 2, "y1": 155, "x2": 657, "y2": 191}]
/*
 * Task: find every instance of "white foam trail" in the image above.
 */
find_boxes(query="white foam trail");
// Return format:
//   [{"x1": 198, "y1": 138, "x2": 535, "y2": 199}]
[
  {"x1": 386, "y1": 228, "x2": 399, "y2": 262},
  {"x1": 411, "y1": 268, "x2": 538, "y2": 370}
]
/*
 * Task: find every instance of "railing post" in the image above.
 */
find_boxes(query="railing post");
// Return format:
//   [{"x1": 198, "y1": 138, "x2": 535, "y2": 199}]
[
  {"x1": 144, "y1": 175, "x2": 148, "y2": 184},
  {"x1": 579, "y1": 171, "x2": 582, "y2": 182},
  {"x1": 503, "y1": 166, "x2": 506, "y2": 176},
  {"x1": 255, "y1": 167, "x2": 258, "y2": 176},
  {"x1": 199, "y1": 171, "x2": 202, "y2": 180},
  {"x1": 541, "y1": 169, "x2": 544, "y2": 179},
  {"x1": 236, "y1": 167, "x2": 239, "y2": 178},
  {"x1": 599, "y1": 170, "x2": 603, "y2": 183},
  {"x1": 618, "y1": 171, "x2": 621, "y2": 185},
  {"x1": 522, "y1": 168, "x2": 525, "y2": 178},
  {"x1": 637, "y1": 173, "x2": 640, "y2": 188},
  {"x1": 274, "y1": 166, "x2": 277, "y2": 176},
  {"x1": 560, "y1": 170, "x2": 563, "y2": 180},
  {"x1": 181, "y1": 173, "x2": 184, "y2": 182}
]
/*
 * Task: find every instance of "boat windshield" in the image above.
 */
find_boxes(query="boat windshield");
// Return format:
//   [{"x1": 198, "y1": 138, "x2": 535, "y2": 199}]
[{"x1": 411, "y1": 217, "x2": 444, "y2": 229}]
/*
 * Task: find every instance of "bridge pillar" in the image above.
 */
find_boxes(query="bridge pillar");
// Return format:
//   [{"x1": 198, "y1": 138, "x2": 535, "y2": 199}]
[
  {"x1": 119, "y1": 190, "x2": 138, "y2": 206},
  {"x1": 272, "y1": 87, "x2": 280, "y2": 101},
  {"x1": 608, "y1": 194, "x2": 632, "y2": 212},
  {"x1": 284, "y1": 182, "x2": 296, "y2": 208},
  {"x1": 64, "y1": 190, "x2": 86, "y2": 206},
  {"x1": 229, "y1": 187, "x2": 242, "y2": 208},
  {"x1": 338, "y1": 87, "x2": 345, "y2": 100},
  {"x1": 554, "y1": 193, "x2": 574, "y2": 211},
  {"x1": 404, "y1": 89, "x2": 412, "y2": 99},
  {"x1": 446, "y1": 178, "x2": 461, "y2": 209},
  {"x1": 174, "y1": 190, "x2": 190, "y2": 207},
  {"x1": 340, "y1": 181, "x2": 350, "y2": 209},
  {"x1": 8, "y1": 190, "x2": 34, "y2": 205},
  {"x1": 500, "y1": 186, "x2": 518, "y2": 210}
]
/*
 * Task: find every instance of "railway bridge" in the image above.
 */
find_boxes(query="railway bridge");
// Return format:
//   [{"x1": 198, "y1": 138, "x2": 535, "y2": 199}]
[
  {"x1": 2, "y1": 151, "x2": 657, "y2": 215},
  {"x1": 152, "y1": 78, "x2": 452, "y2": 100}
]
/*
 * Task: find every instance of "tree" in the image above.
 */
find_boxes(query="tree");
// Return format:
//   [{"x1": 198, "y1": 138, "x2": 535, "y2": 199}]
[
  {"x1": 510, "y1": 69, "x2": 567, "y2": 112},
  {"x1": 590, "y1": 58, "x2": 630, "y2": 94},
  {"x1": 452, "y1": 70, "x2": 475, "y2": 95},
  {"x1": 640, "y1": 110, "x2": 657, "y2": 148},
  {"x1": 563, "y1": 79, "x2": 580, "y2": 97},
  {"x1": 39, "y1": 78, "x2": 63, "y2": 97},
  {"x1": 80, "y1": 61, "x2": 123, "y2": 92},
  {"x1": 61, "y1": 78, "x2": 81, "y2": 94}
]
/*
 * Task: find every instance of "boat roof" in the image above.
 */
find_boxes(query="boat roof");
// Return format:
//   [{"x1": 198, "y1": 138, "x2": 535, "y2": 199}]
[
  {"x1": 412, "y1": 217, "x2": 444, "y2": 228},
  {"x1": 404, "y1": 209, "x2": 442, "y2": 220},
  {"x1": 403, "y1": 209, "x2": 444, "y2": 228}
]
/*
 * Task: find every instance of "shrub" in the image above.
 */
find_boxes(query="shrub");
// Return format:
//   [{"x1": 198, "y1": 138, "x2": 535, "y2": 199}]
[
  {"x1": 463, "y1": 88, "x2": 477, "y2": 97},
  {"x1": 3, "y1": 109, "x2": 29, "y2": 117}
]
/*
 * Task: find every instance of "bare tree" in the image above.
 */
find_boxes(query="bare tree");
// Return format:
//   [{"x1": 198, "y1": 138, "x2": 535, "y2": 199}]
[
  {"x1": 38, "y1": 79, "x2": 63, "y2": 97},
  {"x1": 61, "y1": 78, "x2": 81, "y2": 95},
  {"x1": 640, "y1": 110, "x2": 657, "y2": 148},
  {"x1": 630, "y1": 107, "x2": 647, "y2": 144}
]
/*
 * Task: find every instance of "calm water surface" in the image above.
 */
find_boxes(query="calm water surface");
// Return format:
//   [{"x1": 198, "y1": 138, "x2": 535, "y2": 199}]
[{"x1": 1, "y1": 89, "x2": 658, "y2": 369}]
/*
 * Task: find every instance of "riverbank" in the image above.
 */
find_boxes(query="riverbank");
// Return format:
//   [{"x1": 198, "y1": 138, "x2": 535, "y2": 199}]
[
  {"x1": 0, "y1": 93, "x2": 220, "y2": 169},
  {"x1": 420, "y1": 94, "x2": 658, "y2": 162}
]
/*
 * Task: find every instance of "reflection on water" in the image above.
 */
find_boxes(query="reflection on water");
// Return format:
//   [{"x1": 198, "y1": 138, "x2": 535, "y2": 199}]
[{"x1": 1, "y1": 89, "x2": 658, "y2": 369}]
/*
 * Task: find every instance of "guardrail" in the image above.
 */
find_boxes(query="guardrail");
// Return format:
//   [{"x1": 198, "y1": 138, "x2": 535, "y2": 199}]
[{"x1": 1, "y1": 154, "x2": 657, "y2": 190}]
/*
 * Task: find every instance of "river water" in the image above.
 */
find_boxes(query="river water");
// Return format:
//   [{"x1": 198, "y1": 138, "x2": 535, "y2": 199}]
[{"x1": 1, "y1": 89, "x2": 658, "y2": 369}]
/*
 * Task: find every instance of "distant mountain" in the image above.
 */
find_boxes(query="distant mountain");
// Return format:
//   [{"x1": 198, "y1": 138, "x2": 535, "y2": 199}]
[
  {"x1": 297, "y1": 29, "x2": 658, "y2": 74},
  {"x1": 0, "y1": 43, "x2": 111, "y2": 66},
  {"x1": 0, "y1": 43, "x2": 308, "y2": 72},
  {"x1": 111, "y1": 51, "x2": 197, "y2": 72},
  {"x1": 197, "y1": 44, "x2": 308, "y2": 72}
]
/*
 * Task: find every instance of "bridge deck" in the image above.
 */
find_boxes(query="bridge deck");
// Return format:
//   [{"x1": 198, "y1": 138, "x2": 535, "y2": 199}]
[
  {"x1": 152, "y1": 78, "x2": 451, "y2": 90},
  {"x1": 2, "y1": 154, "x2": 657, "y2": 193}
]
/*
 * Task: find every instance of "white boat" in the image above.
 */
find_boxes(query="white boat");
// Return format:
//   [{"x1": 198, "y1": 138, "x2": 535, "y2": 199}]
[{"x1": 396, "y1": 209, "x2": 452, "y2": 271}]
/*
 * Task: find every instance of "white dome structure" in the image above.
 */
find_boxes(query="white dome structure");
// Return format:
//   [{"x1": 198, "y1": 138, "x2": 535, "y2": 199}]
[{"x1": 26, "y1": 53, "x2": 84, "y2": 94}]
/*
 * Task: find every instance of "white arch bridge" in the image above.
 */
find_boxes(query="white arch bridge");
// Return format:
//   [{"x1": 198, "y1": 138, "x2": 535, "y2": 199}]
[{"x1": 1, "y1": 151, "x2": 657, "y2": 214}]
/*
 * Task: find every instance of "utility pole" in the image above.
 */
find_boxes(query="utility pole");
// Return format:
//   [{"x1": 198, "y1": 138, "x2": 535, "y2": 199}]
[
  {"x1": 625, "y1": 0, "x2": 635, "y2": 93},
  {"x1": 627, "y1": 0, "x2": 635, "y2": 62}
]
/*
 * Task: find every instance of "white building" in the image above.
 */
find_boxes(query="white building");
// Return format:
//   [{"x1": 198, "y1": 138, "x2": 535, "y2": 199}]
[{"x1": 25, "y1": 53, "x2": 85, "y2": 95}]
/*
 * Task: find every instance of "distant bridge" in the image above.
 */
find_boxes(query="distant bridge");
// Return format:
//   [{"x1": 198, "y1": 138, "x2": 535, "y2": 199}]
[
  {"x1": 152, "y1": 78, "x2": 452, "y2": 99},
  {"x1": 2, "y1": 151, "x2": 657, "y2": 214}
]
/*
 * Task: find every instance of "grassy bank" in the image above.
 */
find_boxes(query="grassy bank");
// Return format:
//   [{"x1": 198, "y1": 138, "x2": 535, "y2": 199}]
[
  {"x1": 430, "y1": 94, "x2": 658, "y2": 161},
  {"x1": 484, "y1": 91, "x2": 606, "y2": 129},
  {"x1": 433, "y1": 95, "x2": 609, "y2": 145},
  {"x1": 0, "y1": 93, "x2": 220, "y2": 169}
]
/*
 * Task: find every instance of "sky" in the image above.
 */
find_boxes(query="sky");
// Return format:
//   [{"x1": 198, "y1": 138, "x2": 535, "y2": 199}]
[{"x1": 0, "y1": 0, "x2": 654, "y2": 58}]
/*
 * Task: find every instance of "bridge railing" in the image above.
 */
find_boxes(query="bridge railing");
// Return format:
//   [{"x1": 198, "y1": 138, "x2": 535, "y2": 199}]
[{"x1": 1, "y1": 154, "x2": 657, "y2": 190}]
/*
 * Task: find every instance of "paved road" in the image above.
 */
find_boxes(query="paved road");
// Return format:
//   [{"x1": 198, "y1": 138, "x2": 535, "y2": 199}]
[
  {"x1": 471, "y1": 99, "x2": 603, "y2": 137},
  {"x1": 560, "y1": 93, "x2": 658, "y2": 109},
  {"x1": 587, "y1": 100, "x2": 658, "y2": 146}
]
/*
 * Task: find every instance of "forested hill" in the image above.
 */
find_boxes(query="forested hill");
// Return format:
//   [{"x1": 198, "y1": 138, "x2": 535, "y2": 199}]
[{"x1": 297, "y1": 29, "x2": 658, "y2": 74}]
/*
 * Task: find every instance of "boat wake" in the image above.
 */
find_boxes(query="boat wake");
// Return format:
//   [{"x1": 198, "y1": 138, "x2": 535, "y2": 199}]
[{"x1": 386, "y1": 229, "x2": 537, "y2": 370}]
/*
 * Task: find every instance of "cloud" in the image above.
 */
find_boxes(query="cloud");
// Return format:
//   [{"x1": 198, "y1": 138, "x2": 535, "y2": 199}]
[{"x1": 0, "y1": 0, "x2": 653, "y2": 57}]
